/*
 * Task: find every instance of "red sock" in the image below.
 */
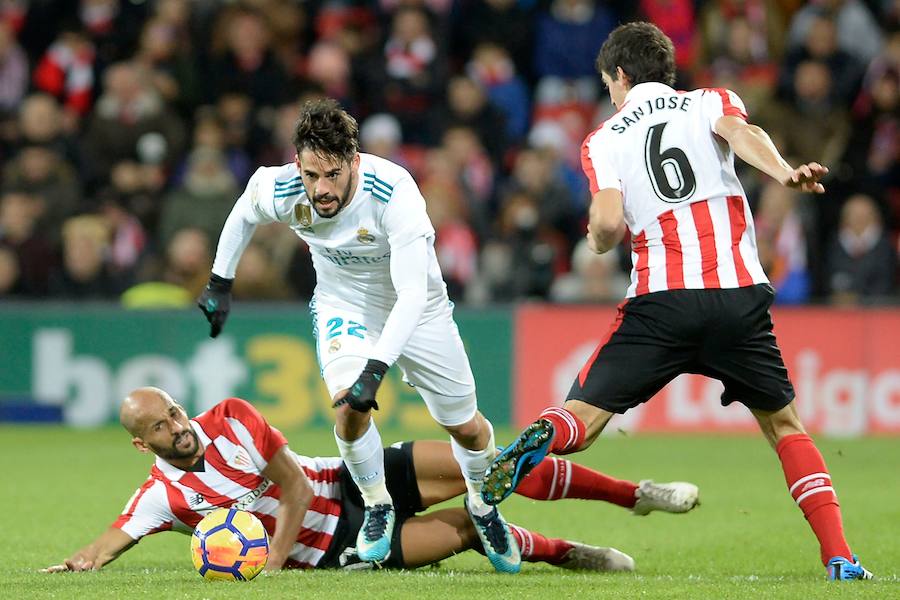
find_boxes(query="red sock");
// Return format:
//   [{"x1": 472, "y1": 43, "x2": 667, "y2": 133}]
[
  {"x1": 539, "y1": 407, "x2": 585, "y2": 455},
  {"x1": 509, "y1": 524, "x2": 573, "y2": 565},
  {"x1": 776, "y1": 433, "x2": 852, "y2": 565},
  {"x1": 515, "y1": 456, "x2": 638, "y2": 508}
]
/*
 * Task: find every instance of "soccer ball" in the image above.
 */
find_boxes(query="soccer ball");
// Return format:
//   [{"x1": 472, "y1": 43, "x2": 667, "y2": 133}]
[{"x1": 191, "y1": 508, "x2": 269, "y2": 581}]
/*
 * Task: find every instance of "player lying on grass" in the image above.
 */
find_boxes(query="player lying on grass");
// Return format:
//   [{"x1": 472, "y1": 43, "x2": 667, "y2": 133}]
[{"x1": 43, "y1": 387, "x2": 698, "y2": 574}]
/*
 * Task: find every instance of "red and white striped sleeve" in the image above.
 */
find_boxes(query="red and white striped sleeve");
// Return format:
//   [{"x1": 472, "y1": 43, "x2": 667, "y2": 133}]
[
  {"x1": 216, "y1": 398, "x2": 288, "y2": 470},
  {"x1": 703, "y1": 88, "x2": 748, "y2": 128},
  {"x1": 112, "y1": 478, "x2": 174, "y2": 540},
  {"x1": 581, "y1": 126, "x2": 621, "y2": 196}
]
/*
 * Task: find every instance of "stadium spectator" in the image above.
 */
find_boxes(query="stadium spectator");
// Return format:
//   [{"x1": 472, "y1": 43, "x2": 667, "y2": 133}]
[
  {"x1": 160, "y1": 227, "x2": 212, "y2": 299},
  {"x1": 826, "y1": 193, "x2": 896, "y2": 303},
  {"x1": 787, "y1": 0, "x2": 883, "y2": 64},
  {"x1": 14, "y1": 93, "x2": 81, "y2": 171},
  {"x1": 232, "y1": 241, "x2": 290, "y2": 301},
  {"x1": 2, "y1": 144, "x2": 81, "y2": 237},
  {"x1": 637, "y1": 0, "x2": 698, "y2": 76},
  {"x1": 466, "y1": 42, "x2": 531, "y2": 143},
  {"x1": 81, "y1": 61, "x2": 186, "y2": 188},
  {"x1": 0, "y1": 190, "x2": 55, "y2": 296},
  {"x1": 842, "y1": 34, "x2": 900, "y2": 195},
  {"x1": 505, "y1": 146, "x2": 579, "y2": 244},
  {"x1": 206, "y1": 7, "x2": 288, "y2": 108},
  {"x1": 158, "y1": 148, "x2": 238, "y2": 249},
  {"x1": 49, "y1": 214, "x2": 125, "y2": 299},
  {"x1": 778, "y1": 12, "x2": 864, "y2": 107},
  {"x1": 379, "y1": 5, "x2": 445, "y2": 144},
  {"x1": 424, "y1": 177, "x2": 479, "y2": 302},
  {"x1": 31, "y1": 27, "x2": 95, "y2": 119},
  {"x1": 481, "y1": 190, "x2": 559, "y2": 301},
  {"x1": 759, "y1": 59, "x2": 850, "y2": 169},
  {"x1": 0, "y1": 20, "x2": 27, "y2": 115},
  {"x1": 533, "y1": 0, "x2": 615, "y2": 81},
  {"x1": 435, "y1": 75, "x2": 507, "y2": 166},
  {"x1": 132, "y1": 16, "x2": 200, "y2": 115},
  {"x1": 41, "y1": 388, "x2": 698, "y2": 573},
  {"x1": 440, "y1": 124, "x2": 495, "y2": 229},
  {"x1": 0, "y1": 244, "x2": 18, "y2": 296},
  {"x1": 550, "y1": 238, "x2": 629, "y2": 303},
  {"x1": 454, "y1": 0, "x2": 536, "y2": 83},
  {"x1": 307, "y1": 40, "x2": 353, "y2": 108},
  {"x1": 358, "y1": 112, "x2": 413, "y2": 172},
  {"x1": 755, "y1": 181, "x2": 811, "y2": 304}
]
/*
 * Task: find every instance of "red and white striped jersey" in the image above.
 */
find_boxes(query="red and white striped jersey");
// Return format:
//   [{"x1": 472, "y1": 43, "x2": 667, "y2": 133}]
[
  {"x1": 112, "y1": 398, "x2": 344, "y2": 569},
  {"x1": 581, "y1": 82, "x2": 768, "y2": 297}
]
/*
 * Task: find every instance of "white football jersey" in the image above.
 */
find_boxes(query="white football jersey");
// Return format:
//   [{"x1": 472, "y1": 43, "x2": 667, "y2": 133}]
[
  {"x1": 582, "y1": 82, "x2": 768, "y2": 297},
  {"x1": 244, "y1": 153, "x2": 448, "y2": 319}
]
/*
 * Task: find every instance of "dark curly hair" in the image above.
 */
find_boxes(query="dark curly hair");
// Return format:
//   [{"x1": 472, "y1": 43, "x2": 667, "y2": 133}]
[
  {"x1": 292, "y1": 98, "x2": 359, "y2": 164},
  {"x1": 596, "y1": 22, "x2": 676, "y2": 87}
]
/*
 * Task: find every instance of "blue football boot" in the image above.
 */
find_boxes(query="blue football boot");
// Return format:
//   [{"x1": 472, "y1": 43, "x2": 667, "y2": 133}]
[
  {"x1": 826, "y1": 555, "x2": 873, "y2": 581},
  {"x1": 356, "y1": 503, "x2": 395, "y2": 562},
  {"x1": 481, "y1": 419, "x2": 554, "y2": 505},
  {"x1": 465, "y1": 497, "x2": 521, "y2": 574}
]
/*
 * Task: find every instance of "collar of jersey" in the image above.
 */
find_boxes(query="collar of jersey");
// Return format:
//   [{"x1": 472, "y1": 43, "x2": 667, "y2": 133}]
[
  {"x1": 624, "y1": 81, "x2": 676, "y2": 104},
  {"x1": 154, "y1": 420, "x2": 211, "y2": 481}
]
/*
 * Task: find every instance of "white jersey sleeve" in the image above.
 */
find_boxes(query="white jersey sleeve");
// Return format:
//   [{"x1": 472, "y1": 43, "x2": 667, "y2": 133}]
[
  {"x1": 581, "y1": 131, "x2": 622, "y2": 194},
  {"x1": 380, "y1": 174, "x2": 435, "y2": 246},
  {"x1": 212, "y1": 165, "x2": 302, "y2": 278},
  {"x1": 701, "y1": 88, "x2": 748, "y2": 129},
  {"x1": 112, "y1": 478, "x2": 175, "y2": 540}
]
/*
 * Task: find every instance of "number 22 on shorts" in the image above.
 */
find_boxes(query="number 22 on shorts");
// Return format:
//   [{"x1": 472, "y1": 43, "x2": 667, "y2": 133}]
[{"x1": 326, "y1": 317, "x2": 367, "y2": 340}]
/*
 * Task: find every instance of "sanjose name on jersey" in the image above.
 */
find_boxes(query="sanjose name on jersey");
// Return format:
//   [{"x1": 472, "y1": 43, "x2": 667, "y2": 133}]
[
  {"x1": 320, "y1": 246, "x2": 391, "y2": 267},
  {"x1": 611, "y1": 96, "x2": 693, "y2": 134}
]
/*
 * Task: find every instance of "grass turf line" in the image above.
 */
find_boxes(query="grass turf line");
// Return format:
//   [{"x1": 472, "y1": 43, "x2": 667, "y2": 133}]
[{"x1": 3, "y1": 426, "x2": 897, "y2": 599}]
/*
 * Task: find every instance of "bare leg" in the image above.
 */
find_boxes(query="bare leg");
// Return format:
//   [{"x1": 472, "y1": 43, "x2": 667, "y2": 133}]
[
  {"x1": 334, "y1": 393, "x2": 372, "y2": 442},
  {"x1": 563, "y1": 399, "x2": 614, "y2": 451},
  {"x1": 750, "y1": 400, "x2": 805, "y2": 448},
  {"x1": 399, "y1": 509, "x2": 476, "y2": 568},
  {"x1": 411, "y1": 441, "x2": 467, "y2": 508}
]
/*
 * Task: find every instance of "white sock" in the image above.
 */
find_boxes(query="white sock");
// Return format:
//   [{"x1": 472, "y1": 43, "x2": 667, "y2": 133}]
[
  {"x1": 451, "y1": 420, "x2": 496, "y2": 517},
  {"x1": 334, "y1": 420, "x2": 392, "y2": 507}
]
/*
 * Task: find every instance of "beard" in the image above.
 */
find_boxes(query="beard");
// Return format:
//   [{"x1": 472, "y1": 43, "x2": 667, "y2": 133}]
[
  {"x1": 312, "y1": 174, "x2": 355, "y2": 218},
  {"x1": 151, "y1": 429, "x2": 201, "y2": 460}
]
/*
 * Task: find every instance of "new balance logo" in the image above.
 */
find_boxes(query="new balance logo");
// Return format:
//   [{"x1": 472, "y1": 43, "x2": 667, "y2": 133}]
[
  {"x1": 189, "y1": 493, "x2": 204, "y2": 507},
  {"x1": 799, "y1": 478, "x2": 827, "y2": 494}
]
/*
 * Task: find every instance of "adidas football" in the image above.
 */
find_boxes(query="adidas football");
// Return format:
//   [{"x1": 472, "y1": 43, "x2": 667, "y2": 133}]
[{"x1": 191, "y1": 508, "x2": 269, "y2": 581}]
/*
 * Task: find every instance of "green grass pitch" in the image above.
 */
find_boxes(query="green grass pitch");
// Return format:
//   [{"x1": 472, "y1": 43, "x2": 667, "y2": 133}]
[{"x1": 3, "y1": 425, "x2": 897, "y2": 599}]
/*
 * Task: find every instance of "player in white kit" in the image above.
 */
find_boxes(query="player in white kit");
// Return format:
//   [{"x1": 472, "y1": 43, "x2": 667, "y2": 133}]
[
  {"x1": 198, "y1": 99, "x2": 520, "y2": 573},
  {"x1": 482, "y1": 22, "x2": 871, "y2": 581}
]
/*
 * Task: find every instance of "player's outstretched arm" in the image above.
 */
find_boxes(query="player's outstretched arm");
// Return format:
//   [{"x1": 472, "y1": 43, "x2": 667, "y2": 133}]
[
  {"x1": 261, "y1": 446, "x2": 314, "y2": 571},
  {"x1": 199, "y1": 170, "x2": 272, "y2": 337},
  {"x1": 42, "y1": 527, "x2": 136, "y2": 573},
  {"x1": 714, "y1": 115, "x2": 828, "y2": 193}
]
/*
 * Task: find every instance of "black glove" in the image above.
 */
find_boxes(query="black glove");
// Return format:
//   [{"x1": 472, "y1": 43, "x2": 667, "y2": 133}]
[
  {"x1": 197, "y1": 274, "x2": 233, "y2": 338},
  {"x1": 333, "y1": 359, "x2": 389, "y2": 412}
]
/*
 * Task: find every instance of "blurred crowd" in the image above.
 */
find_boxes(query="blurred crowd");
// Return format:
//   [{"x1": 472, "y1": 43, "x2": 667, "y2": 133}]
[{"x1": 0, "y1": 0, "x2": 897, "y2": 307}]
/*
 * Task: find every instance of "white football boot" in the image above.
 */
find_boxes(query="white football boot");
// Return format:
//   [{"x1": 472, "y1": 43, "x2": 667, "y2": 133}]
[{"x1": 632, "y1": 480, "x2": 699, "y2": 516}]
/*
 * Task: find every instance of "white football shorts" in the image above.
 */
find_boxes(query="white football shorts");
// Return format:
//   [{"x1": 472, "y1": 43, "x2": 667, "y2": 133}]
[{"x1": 310, "y1": 301, "x2": 477, "y2": 426}]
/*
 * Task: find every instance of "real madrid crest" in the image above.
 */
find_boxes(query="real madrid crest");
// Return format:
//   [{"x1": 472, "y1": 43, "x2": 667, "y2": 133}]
[
  {"x1": 329, "y1": 339, "x2": 341, "y2": 354},
  {"x1": 295, "y1": 204, "x2": 312, "y2": 227},
  {"x1": 357, "y1": 227, "x2": 375, "y2": 244}
]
